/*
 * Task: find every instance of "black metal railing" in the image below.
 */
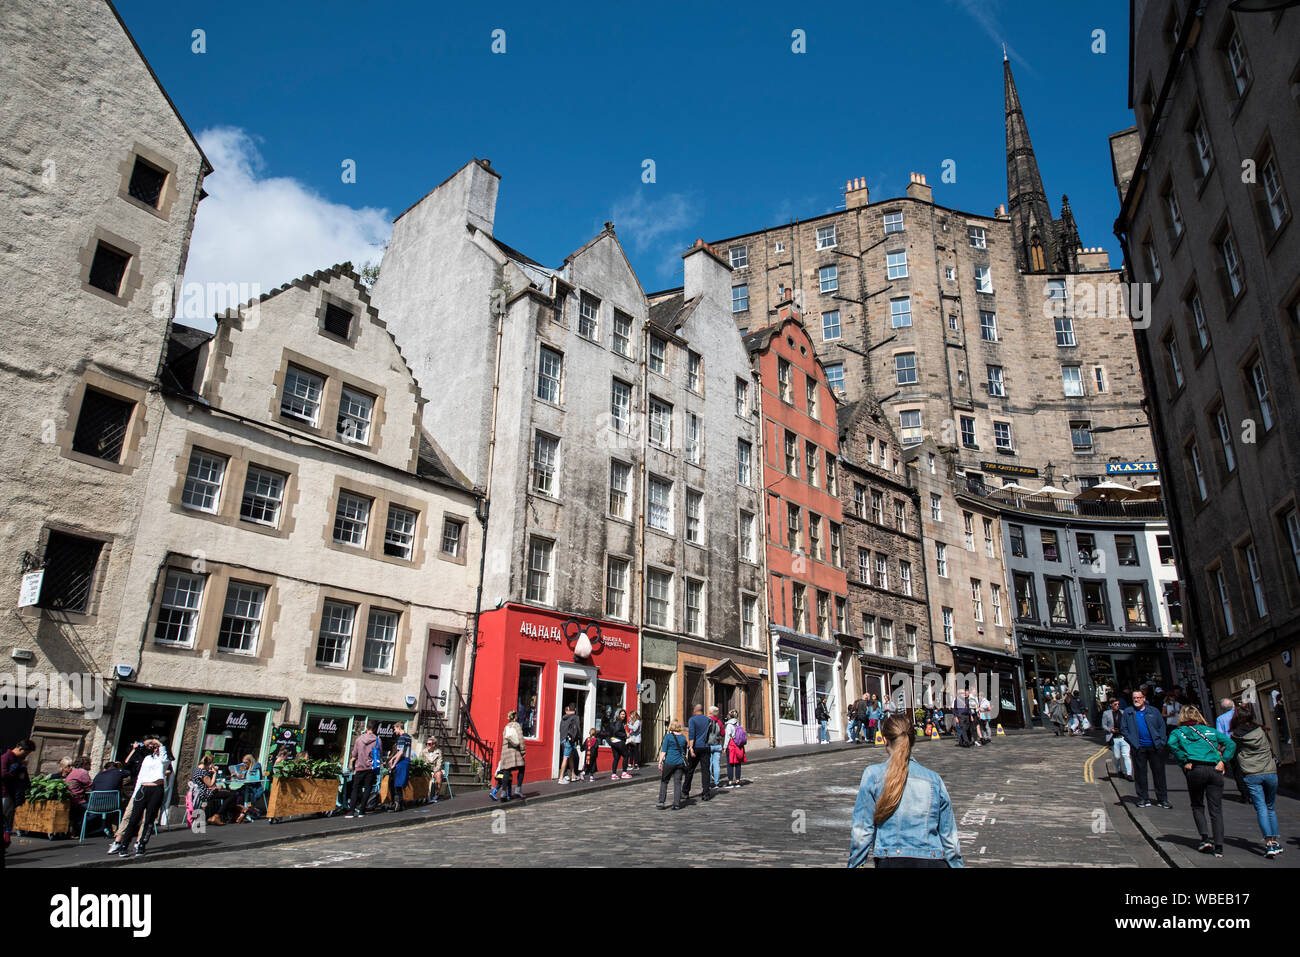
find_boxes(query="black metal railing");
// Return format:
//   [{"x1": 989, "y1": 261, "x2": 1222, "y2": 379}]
[
  {"x1": 963, "y1": 480, "x2": 1165, "y2": 520},
  {"x1": 455, "y1": 688, "x2": 495, "y2": 783}
]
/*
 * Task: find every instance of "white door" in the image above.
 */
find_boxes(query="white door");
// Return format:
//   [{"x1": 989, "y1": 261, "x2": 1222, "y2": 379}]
[
  {"x1": 425, "y1": 632, "x2": 453, "y2": 713},
  {"x1": 552, "y1": 663, "x2": 597, "y2": 776}
]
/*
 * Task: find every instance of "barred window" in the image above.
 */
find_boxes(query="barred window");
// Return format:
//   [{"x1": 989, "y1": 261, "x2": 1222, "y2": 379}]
[
  {"x1": 384, "y1": 505, "x2": 418, "y2": 560},
  {"x1": 181, "y1": 450, "x2": 226, "y2": 513},
  {"x1": 363, "y1": 609, "x2": 399, "y2": 673},
  {"x1": 155, "y1": 570, "x2": 204, "y2": 646},
  {"x1": 333, "y1": 492, "x2": 371, "y2": 547},
  {"x1": 88, "y1": 242, "x2": 130, "y2": 296},
  {"x1": 316, "y1": 601, "x2": 355, "y2": 667},
  {"x1": 218, "y1": 582, "x2": 265, "y2": 654},
  {"x1": 71, "y1": 388, "x2": 134, "y2": 463},
  {"x1": 127, "y1": 156, "x2": 167, "y2": 209},
  {"x1": 37, "y1": 532, "x2": 103, "y2": 613}
]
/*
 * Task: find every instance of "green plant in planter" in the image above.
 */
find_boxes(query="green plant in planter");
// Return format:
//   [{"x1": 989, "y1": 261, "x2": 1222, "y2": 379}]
[
  {"x1": 271, "y1": 758, "x2": 342, "y2": 780},
  {"x1": 408, "y1": 757, "x2": 434, "y2": 777},
  {"x1": 26, "y1": 775, "x2": 71, "y2": 803}
]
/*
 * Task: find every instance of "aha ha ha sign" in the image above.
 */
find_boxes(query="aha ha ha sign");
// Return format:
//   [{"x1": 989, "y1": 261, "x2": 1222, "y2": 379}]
[{"x1": 520, "y1": 621, "x2": 563, "y2": 642}]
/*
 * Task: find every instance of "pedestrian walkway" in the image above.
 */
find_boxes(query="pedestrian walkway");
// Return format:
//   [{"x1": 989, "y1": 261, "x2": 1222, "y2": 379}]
[
  {"x1": 1100, "y1": 747, "x2": 1299, "y2": 868},
  {"x1": 8, "y1": 732, "x2": 950, "y2": 868}
]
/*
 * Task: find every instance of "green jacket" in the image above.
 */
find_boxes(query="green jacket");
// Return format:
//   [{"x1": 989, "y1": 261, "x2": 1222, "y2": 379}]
[{"x1": 1167, "y1": 724, "x2": 1236, "y2": 765}]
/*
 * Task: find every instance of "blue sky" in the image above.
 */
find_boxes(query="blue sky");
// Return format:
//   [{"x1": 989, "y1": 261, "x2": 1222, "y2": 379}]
[{"x1": 116, "y1": 0, "x2": 1134, "y2": 304}]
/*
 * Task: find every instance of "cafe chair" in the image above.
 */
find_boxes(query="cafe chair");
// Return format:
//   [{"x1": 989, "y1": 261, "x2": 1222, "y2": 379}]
[{"x1": 79, "y1": 790, "x2": 122, "y2": 844}]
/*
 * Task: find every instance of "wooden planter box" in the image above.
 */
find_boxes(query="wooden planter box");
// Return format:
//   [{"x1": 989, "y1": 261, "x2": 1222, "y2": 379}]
[
  {"x1": 379, "y1": 773, "x2": 431, "y2": 804},
  {"x1": 266, "y1": 778, "x2": 339, "y2": 821},
  {"x1": 14, "y1": 799, "x2": 72, "y2": 837}
]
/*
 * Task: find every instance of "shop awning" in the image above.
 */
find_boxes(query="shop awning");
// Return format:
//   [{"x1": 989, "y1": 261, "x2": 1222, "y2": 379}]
[{"x1": 950, "y1": 644, "x2": 1023, "y2": 663}]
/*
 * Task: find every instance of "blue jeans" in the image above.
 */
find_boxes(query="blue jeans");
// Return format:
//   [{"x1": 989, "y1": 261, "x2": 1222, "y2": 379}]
[
  {"x1": 848, "y1": 719, "x2": 862, "y2": 741},
  {"x1": 818, "y1": 720, "x2": 829, "y2": 743},
  {"x1": 1242, "y1": 773, "x2": 1279, "y2": 839},
  {"x1": 710, "y1": 745, "x2": 722, "y2": 784},
  {"x1": 1110, "y1": 736, "x2": 1131, "y2": 776}
]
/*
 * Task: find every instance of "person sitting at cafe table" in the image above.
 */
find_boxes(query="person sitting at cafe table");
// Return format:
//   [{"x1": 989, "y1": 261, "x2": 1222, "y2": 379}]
[
  {"x1": 421, "y1": 737, "x2": 444, "y2": 802},
  {"x1": 230, "y1": 753, "x2": 264, "y2": 822},
  {"x1": 91, "y1": 761, "x2": 131, "y2": 798},
  {"x1": 192, "y1": 754, "x2": 240, "y2": 826},
  {"x1": 64, "y1": 756, "x2": 93, "y2": 830}
]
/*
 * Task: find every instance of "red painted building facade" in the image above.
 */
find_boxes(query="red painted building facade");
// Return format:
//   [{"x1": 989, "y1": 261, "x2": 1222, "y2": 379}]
[
  {"x1": 745, "y1": 306, "x2": 849, "y2": 745},
  {"x1": 470, "y1": 604, "x2": 639, "y2": 783}
]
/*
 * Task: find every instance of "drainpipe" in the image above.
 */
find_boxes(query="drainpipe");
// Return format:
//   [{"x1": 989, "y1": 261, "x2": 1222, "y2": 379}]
[
  {"x1": 464, "y1": 271, "x2": 510, "y2": 719},
  {"x1": 635, "y1": 316, "x2": 649, "y2": 736},
  {"x1": 753, "y1": 369, "x2": 777, "y2": 748}
]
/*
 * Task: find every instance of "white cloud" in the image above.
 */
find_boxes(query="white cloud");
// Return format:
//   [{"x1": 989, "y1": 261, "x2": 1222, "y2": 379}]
[
  {"x1": 606, "y1": 189, "x2": 698, "y2": 285},
  {"x1": 947, "y1": 0, "x2": 1033, "y2": 72},
  {"x1": 179, "y1": 127, "x2": 391, "y2": 327}
]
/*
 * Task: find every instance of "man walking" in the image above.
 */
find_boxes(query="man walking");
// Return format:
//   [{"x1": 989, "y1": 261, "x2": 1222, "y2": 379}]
[
  {"x1": 1122, "y1": 689, "x2": 1171, "y2": 809},
  {"x1": 557, "y1": 703, "x2": 581, "y2": 783},
  {"x1": 347, "y1": 722, "x2": 380, "y2": 818},
  {"x1": 388, "y1": 720, "x2": 412, "y2": 811},
  {"x1": 954, "y1": 689, "x2": 972, "y2": 747},
  {"x1": 1215, "y1": 697, "x2": 1248, "y2": 803},
  {"x1": 682, "y1": 704, "x2": 714, "y2": 802},
  {"x1": 1102, "y1": 699, "x2": 1131, "y2": 779}
]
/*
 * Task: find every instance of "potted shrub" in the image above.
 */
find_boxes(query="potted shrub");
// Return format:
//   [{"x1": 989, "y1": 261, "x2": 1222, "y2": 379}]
[
  {"x1": 14, "y1": 775, "x2": 73, "y2": 839},
  {"x1": 265, "y1": 757, "x2": 343, "y2": 822}
]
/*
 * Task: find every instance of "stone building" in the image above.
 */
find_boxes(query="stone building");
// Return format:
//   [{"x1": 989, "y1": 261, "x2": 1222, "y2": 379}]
[
  {"x1": 0, "y1": 0, "x2": 210, "y2": 768},
  {"x1": 711, "y1": 58, "x2": 1157, "y2": 499},
  {"x1": 1112, "y1": 0, "x2": 1299, "y2": 787},
  {"x1": 371, "y1": 164, "x2": 766, "y2": 775},
  {"x1": 908, "y1": 441, "x2": 1023, "y2": 726},
  {"x1": 744, "y1": 306, "x2": 848, "y2": 745},
  {"x1": 998, "y1": 487, "x2": 1187, "y2": 727},
  {"x1": 836, "y1": 399, "x2": 934, "y2": 717},
  {"x1": 98, "y1": 264, "x2": 482, "y2": 797}
]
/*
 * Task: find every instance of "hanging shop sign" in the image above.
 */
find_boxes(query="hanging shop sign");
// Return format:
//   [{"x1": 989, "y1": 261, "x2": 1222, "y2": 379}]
[{"x1": 981, "y1": 462, "x2": 1039, "y2": 478}]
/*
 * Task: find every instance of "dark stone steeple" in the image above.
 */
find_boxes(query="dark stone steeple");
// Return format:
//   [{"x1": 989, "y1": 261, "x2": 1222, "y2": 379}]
[{"x1": 1004, "y1": 56, "x2": 1078, "y2": 274}]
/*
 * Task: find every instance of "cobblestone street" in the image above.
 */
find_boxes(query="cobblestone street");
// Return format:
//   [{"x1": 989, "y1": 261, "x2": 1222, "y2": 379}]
[{"x1": 135, "y1": 733, "x2": 1158, "y2": 868}]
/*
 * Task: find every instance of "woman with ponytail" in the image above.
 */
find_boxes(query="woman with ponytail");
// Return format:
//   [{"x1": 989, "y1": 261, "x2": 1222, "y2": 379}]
[{"x1": 848, "y1": 715, "x2": 963, "y2": 868}]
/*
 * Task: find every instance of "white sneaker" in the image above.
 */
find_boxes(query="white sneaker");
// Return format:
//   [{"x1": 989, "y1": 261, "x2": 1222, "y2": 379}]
[
  {"x1": 107, "y1": 842, "x2": 121, "y2": 855},
  {"x1": 557, "y1": 777, "x2": 569, "y2": 784}
]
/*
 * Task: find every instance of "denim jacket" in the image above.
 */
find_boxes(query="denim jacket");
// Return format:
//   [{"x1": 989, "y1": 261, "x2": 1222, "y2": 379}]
[{"x1": 848, "y1": 759, "x2": 963, "y2": 867}]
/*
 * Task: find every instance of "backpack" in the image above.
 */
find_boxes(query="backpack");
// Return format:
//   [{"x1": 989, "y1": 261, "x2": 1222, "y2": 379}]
[
  {"x1": 733, "y1": 725, "x2": 748, "y2": 747},
  {"x1": 707, "y1": 718, "x2": 722, "y2": 747}
]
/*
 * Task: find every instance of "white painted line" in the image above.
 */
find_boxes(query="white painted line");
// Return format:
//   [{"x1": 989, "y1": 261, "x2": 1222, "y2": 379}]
[{"x1": 978, "y1": 846, "x2": 986, "y2": 854}]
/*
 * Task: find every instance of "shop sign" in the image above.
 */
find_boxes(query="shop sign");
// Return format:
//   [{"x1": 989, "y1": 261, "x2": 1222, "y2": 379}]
[
  {"x1": 981, "y1": 461, "x2": 1039, "y2": 478},
  {"x1": 1229, "y1": 664, "x2": 1273, "y2": 692},
  {"x1": 316, "y1": 718, "x2": 338, "y2": 734},
  {"x1": 1106, "y1": 461, "x2": 1159, "y2": 475},
  {"x1": 520, "y1": 621, "x2": 563, "y2": 642},
  {"x1": 17, "y1": 570, "x2": 43, "y2": 608},
  {"x1": 222, "y1": 711, "x2": 251, "y2": 730}
]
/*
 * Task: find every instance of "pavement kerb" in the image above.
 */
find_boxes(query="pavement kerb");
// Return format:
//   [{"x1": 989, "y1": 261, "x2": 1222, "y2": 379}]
[{"x1": 1098, "y1": 752, "x2": 1188, "y2": 868}]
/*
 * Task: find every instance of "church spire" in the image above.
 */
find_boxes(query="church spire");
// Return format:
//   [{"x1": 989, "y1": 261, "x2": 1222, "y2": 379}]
[{"x1": 1004, "y1": 58, "x2": 1058, "y2": 273}]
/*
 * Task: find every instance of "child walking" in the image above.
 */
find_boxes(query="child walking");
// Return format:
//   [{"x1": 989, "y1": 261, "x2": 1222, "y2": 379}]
[{"x1": 583, "y1": 728, "x2": 600, "y2": 782}]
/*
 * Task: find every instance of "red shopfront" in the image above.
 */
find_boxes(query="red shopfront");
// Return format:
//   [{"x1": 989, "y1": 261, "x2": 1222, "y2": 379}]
[{"x1": 471, "y1": 604, "x2": 639, "y2": 783}]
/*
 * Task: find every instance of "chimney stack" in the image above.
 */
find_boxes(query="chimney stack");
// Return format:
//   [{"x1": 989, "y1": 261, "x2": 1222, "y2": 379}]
[
  {"x1": 905, "y1": 172, "x2": 933, "y2": 204},
  {"x1": 845, "y1": 176, "x2": 870, "y2": 210}
]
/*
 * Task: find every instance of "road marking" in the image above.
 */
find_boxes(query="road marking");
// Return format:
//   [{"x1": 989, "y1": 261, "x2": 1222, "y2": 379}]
[
  {"x1": 1082, "y1": 746, "x2": 1108, "y2": 783},
  {"x1": 823, "y1": 786, "x2": 861, "y2": 795}
]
